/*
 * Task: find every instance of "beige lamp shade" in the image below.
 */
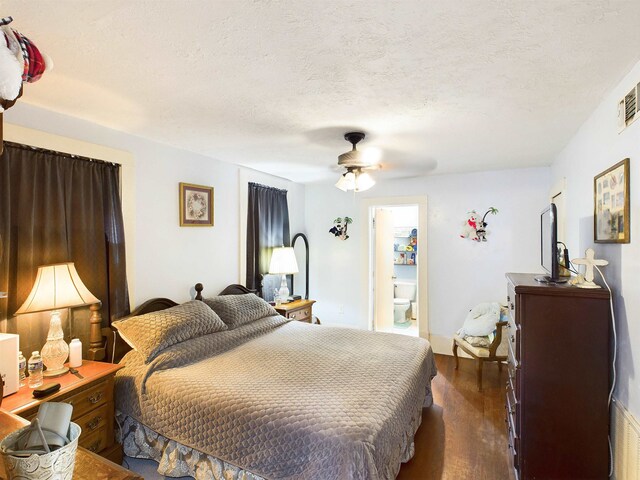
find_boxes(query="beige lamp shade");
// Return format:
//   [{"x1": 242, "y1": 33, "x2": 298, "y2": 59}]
[
  {"x1": 269, "y1": 247, "x2": 299, "y2": 275},
  {"x1": 15, "y1": 262, "x2": 100, "y2": 315}
]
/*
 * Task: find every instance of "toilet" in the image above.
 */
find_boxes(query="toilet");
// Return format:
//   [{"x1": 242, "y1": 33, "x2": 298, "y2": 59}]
[{"x1": 394, "y1": 281, "x2": 416, "y2": 327}]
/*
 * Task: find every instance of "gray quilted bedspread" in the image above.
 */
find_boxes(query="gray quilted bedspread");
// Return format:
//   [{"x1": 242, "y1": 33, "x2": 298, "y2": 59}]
[{"x1": 115, "y1": 315, "x2": 437, "y2": 480}]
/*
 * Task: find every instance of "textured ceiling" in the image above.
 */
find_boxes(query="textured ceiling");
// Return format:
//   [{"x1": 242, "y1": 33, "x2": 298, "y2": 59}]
[{"x1": 4, "y1": 1, "x2": 640, "y2": 182}]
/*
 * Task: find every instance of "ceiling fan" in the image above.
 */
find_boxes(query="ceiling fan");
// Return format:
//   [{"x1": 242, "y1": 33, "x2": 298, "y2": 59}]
[{"x1": 335, "y1": 132, "x2": 380, "y2": 192}]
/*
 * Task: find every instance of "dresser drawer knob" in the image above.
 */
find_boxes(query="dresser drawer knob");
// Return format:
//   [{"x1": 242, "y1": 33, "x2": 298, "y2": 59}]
[
  {"x1": 510, "y1": 334, "x2": 515, "y2": 343},
  {"x1": 87, "y1": 416, "x2": 103, "y2": 431},
  {"x1": 88, "y1": 392, "x2": 103, "y2": 404},
  {"x1": 510, "y1": 302, "x2": 514, "y2": 311}
]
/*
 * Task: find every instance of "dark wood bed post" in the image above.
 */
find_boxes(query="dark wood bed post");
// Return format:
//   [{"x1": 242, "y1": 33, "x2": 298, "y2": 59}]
[
  {"x1": 195, "y1": 283, "x2": 204, "y2": 300},
  {"x1": 87, "y1": 302, "x2": 106, "y2": 361}
]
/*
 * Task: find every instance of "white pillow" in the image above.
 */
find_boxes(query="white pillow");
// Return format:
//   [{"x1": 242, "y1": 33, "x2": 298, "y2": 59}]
[{"x1": 458, "y1": 302, "x2": 501, "y2": 337}]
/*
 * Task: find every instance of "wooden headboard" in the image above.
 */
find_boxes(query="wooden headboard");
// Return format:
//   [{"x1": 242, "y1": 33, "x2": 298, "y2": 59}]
[{"x1": 104, "y1": 283, "x2": 256, "y2": 363}]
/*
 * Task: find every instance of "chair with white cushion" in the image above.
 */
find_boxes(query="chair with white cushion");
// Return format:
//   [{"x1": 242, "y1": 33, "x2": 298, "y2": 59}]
[{"x1": 452, "y1": 306, "x2": 508, "y2": 391}]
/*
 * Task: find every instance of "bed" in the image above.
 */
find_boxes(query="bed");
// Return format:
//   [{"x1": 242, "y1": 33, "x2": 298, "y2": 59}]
[{"x1": 112, "y1": 284, "x2": 437, "y2": 480}]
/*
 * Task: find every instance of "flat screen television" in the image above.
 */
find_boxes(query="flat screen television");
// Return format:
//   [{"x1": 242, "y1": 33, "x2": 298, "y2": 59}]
[{"x1": 535, "y1": 203, "x2": 567, "y2": 284}]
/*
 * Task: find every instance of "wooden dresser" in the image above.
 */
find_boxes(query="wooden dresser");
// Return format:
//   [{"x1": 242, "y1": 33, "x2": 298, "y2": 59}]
[
  {"x1": 275, "y1": 299, "x2": 316, "y2": 323},
  {"x1": 1, "y1": 361, "x2": 123, "y2": 464},
  {"x1": 505, "y1": 273, "x2": 611, "y2": 479}
]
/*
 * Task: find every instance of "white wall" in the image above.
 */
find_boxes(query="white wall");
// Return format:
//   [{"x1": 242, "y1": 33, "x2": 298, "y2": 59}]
[
  {"x1": 306, "y1": 167, "x2": 550, "y2": 352},
  {"x1": 552, "y1": 58, "x2": 640, "y2": 419},
  {"x1": 3, "y1": 103, "x2": 305, "y2": 309}
]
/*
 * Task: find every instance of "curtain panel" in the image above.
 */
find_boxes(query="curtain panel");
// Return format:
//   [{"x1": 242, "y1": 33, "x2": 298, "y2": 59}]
[
  {"x1": 0, "y1": 142, "x2": 130, "y2": 325},
  {"x1": 246, "y1": 182, "x2": 290, "y2": 301}
]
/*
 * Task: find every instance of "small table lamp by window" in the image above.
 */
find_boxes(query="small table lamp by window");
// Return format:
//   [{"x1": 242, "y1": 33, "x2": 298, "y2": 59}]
[
  {"x1": 15, "y1": 262, "x2": 99, "y2": 377},
  {"x1": 269, "y1": 247, "x2": 299, "y2": 300}
]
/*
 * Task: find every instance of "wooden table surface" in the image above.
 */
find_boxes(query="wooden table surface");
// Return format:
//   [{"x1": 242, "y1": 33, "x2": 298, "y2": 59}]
[{"x1": 0, "y1": 406, "x2": 141, "y2": 479}]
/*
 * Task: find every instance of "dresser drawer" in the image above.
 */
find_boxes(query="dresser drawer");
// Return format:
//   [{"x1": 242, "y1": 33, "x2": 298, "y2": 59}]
[
  {"x1": 507, "y1": 284, "x2": 518, "y2": 326},
  {"x1": 508, "y1": 337, "x2": 520, "y2": 370},
  {"x1": 18, "y1": 380, "x2": 109, "y2": 421},
  {"x1": 506, "y1": 390, "x2": 520, "y2": 437},
  {"x1": 288, "y1": 308, "x2": 311, "y2": 322},
  {"x1": 65, "y1": 380, "x2": 111, "y2": 419},
  {"x1": 79, "y1": 425, "x2": 109, "y2": 454},
  {"x1": 506, "y1": 322, "x2": 520, "y2": 359},
  {"x1": 507, "y1": 423, "x2": 520, "y2": 480},
  {"x1": 75, "y1": 403, "x2": 110, "y2": 437},
  {"x1": 507, "y1": 356, "x2": 520, "y2": 402}
]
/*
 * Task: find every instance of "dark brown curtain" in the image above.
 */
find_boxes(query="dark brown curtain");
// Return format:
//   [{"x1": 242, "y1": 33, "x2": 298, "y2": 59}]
[
  {"x1": 246, "y1": 182, "x2": 290, "y2": 301},
  {"x1": 0, "y1": 142, "x2": 130, "y2": 324}
]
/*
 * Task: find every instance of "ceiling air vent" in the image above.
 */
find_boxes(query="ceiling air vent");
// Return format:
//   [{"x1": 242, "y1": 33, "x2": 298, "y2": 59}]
[{"x1": 618, "y1": 82, "x2": 640, "y2": 132}]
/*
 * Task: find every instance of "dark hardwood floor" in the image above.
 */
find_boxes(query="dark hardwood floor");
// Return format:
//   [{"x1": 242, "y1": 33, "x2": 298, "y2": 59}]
[{"x1": 397, "y1": 354, "x2": 514, "y2": 480}]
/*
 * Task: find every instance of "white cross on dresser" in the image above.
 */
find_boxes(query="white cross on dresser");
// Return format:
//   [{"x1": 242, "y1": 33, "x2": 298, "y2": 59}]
[{"x1": 572, "y1": 248, "x2": 608, "y2": 287}]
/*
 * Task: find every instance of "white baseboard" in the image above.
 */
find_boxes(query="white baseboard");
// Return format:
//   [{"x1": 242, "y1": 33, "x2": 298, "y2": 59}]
[
  {"x1": 429, "y1": 334, "x2": 472, "y2": 359},
  {"x1": 612, "y1": 398, "x2": 640, "y2": 480}
]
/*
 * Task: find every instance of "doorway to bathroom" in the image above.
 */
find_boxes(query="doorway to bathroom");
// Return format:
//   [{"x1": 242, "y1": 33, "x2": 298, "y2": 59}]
[{"x1": 362, "y1": 196, "x2": 428, "y2": 339}]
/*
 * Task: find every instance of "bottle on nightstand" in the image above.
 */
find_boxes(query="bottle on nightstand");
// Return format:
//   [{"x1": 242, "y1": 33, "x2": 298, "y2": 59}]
[
  {"x1": 18, "y1": 351, "x2": 26, "y2": 387},
  {"x1": 28, "y1": 351, "x2": 43, "y2": 388}
]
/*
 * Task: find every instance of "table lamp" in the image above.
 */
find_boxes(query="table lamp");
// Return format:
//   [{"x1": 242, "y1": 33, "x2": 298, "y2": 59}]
[
  {"x1": 15, "y1": 262, "x2": 100, "y2": 377},
  {"x1": 268, "y1": 247, "x2": 299, "y2": 300}
]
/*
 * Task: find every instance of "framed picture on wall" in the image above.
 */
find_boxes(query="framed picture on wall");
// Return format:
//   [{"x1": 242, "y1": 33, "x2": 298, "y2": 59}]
[
  {"x1": 179, "y1": 182, "x2": 214, "y2": 226},
  {"x1": 594, "y1": 158, "x2": 629, "y2": 243}
]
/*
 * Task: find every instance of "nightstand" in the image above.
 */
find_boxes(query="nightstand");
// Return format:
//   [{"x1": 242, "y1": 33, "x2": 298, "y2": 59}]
[
  {"x1": 1, "y1": 360, "x2": 123, "y2": 464},
  {"x1": 275, "y1": 299, "x2": 317, "y2": 323}
]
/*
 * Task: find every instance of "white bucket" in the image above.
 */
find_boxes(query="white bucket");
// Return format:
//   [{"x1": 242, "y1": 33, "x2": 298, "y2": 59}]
[{"x1": 0, "y1": 422, "x2": 81, "y2": 480}]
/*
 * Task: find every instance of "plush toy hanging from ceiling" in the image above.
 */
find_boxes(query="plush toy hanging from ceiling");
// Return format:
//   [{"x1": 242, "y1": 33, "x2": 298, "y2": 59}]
[
  {"x1": 0, "y1": 17, "x2": 52, "y2": 154},
  {"x1": 460, "y1": 207, "x2": 498, "y2": 242},
  {"x1": 0, "y1": 16, "x2": 52, "y2": 112}
]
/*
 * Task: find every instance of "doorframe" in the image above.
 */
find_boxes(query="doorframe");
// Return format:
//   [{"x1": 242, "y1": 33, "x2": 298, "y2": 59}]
[{"x1": 360, "y1": 195, "x2": 429, "y2": 339}]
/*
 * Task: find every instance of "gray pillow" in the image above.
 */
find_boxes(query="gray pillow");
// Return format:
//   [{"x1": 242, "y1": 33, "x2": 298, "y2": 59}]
[
  {"x1": 113, "y1": 300, "x2": 227, "y2": 363},
  {"x1": 203, "y1": 293, "x2": 278, "y2": 329}
]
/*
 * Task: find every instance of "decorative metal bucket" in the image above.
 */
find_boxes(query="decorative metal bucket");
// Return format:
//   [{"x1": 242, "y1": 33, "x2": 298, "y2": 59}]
[{"x1": 0, "y1": 422, "x2": 81, "y2": 480}]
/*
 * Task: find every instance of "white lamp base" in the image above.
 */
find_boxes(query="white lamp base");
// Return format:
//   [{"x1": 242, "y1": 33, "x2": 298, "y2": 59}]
[
  {"x1": 41, "y1": 310, "x2": 70, "y2": 377},
  {"x1": 278, "y1": 274, "x2": 290, "y2": 300}
]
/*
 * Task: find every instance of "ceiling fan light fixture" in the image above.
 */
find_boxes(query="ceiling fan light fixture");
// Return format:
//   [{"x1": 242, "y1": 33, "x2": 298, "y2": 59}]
[
  {"x1": 335, "y1": 173, "x2": 350, "y2": 191},
  {"x1": 355, "y1": 171, "x2": 375, "y2": 192},
  {"x1": 337, "y1": 149, "x2": 362, "y2": 166},
  {"x1": 334, "y1": 131, "x2": 378, "y2": 193},
  {"x1": 362, "y1": 147, "x2": 382, "y2": 164}
]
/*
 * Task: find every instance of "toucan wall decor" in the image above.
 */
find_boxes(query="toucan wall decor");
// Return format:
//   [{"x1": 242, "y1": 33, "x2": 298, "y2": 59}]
[
  {"x1": 460, "y1": 207, "x2": 498, "y2": 242},
  {"x1": 329, "y1": 217, "x2": 353, "y2": 240}
]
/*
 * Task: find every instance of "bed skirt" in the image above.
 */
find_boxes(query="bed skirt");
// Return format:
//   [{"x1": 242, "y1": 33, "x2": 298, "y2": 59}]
[{"x1": 116, "y1": 412, "x2": 265, "y2": 480}]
